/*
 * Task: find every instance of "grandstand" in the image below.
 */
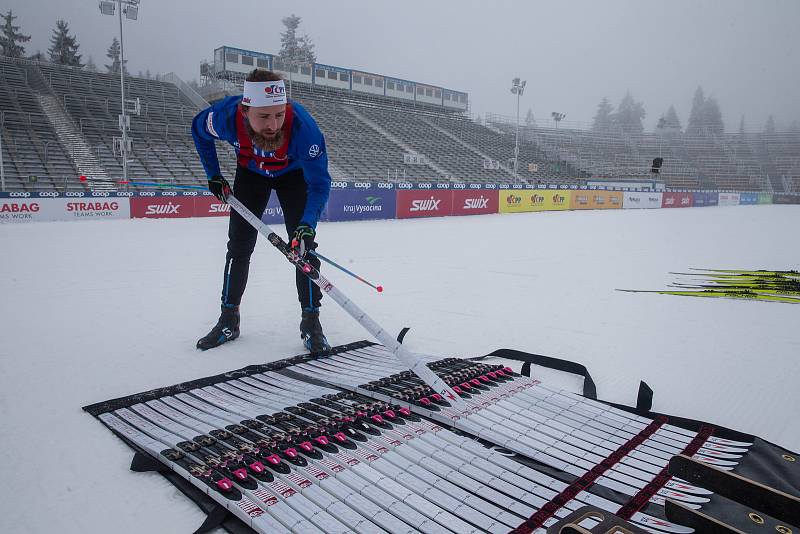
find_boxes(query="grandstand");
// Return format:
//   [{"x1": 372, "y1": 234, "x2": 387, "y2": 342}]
[{"x1": 1, "y1": 53, "x2": 798, "y2": 193}]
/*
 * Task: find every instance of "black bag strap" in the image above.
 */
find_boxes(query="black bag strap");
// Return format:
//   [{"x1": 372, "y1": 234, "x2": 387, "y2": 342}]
[
  {"x1": 636, "y1": 381, "x2": 654, "y2": 412},
  {"x1": 473, "y1": 349, "x2": 598, "y2": 400}
]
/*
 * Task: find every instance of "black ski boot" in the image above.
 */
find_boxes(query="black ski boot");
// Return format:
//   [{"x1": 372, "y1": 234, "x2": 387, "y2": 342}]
[
  {"x1": 300, "y1": 308, "x2": 330, "y2": 352},
  {"x1": 197, "y1": 305, "x2": 240, "y2": 350}
]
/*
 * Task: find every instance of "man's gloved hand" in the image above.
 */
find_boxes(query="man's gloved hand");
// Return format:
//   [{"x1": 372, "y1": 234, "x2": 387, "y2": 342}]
[
  {"x1": 208, "y1": 175, "x2": 232, "y2": 202},
  {"x1": 290, "y1": 223, "x2": 316, "y2": 258}
]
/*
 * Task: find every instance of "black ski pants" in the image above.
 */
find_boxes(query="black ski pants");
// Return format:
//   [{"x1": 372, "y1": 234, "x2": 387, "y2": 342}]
[{"x1": 221, "y1": 165, "x2": 322, "y2": 310}]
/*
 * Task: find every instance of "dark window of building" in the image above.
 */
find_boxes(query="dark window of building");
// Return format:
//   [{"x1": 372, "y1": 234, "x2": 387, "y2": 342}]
[
  {"x1": 353, "y1": 75, "x2": 362, "y2": 84},
  {"x1": 316, "y1": 69, "x2": 325, "y2": 78},
  {"x1": 225, "y1": 53, "x2": 238, "y2": 63},
  {"x1": 327, "y1": 71, "x2": 337, "y2": 79},
  {"x1": 339, "y1": 72, "x2": 349, "y2": 82},
  {"x1": 256, "y1": 58, "x2": 268, "y2": 68},
  {"x1": 241, "y1": 56, "x2": 253, "y2": 66},
  {"x1": 364, "y1": 78, "x2": 373, "y2": 86},
  {"x1": 301, "y1": 66, "x2": 311, "y2": 75}
]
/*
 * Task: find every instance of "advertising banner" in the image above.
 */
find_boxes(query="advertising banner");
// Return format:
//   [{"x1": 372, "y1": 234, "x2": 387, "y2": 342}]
[
  {"x1": 1, "y1": 192, "x2": 131, "y2": 223},
  {"x1": 0, "y1": 197, "x2": 51, "y2": 223},
  {"x1": 130, "y1": 193, "x2": 193, "y2": 218},
  {"x1": 326, "y1": 187, "x2": 396, "y2": 222},
  {"x1": 693, "y1": 192, "x2": 709, "y2": 207},
  {"x1": 260, "y1": 193, "x2": 285, "y2": 224},
  {"x1": 758, "y1": 193, "x2": 773, "y2": 205},
  {"x1": 499, "y1": 189, "x2": 570, "y2": 213},
  {"x1": 451, "y1": 189, "x2": 499, "y2": 216},
  {"x1": 706, "y1": 192, "x2": 719, "y2": 206},
  {"x1": 194, "y1": 193, "x2": 231, "y2": 217},
  {"x1": 622, "y1": 191, "x2": 663, "y2": 209},
  {"x1": 661, "y1": 192, "x2": 693, "y2": 208},
  {"x1": 773, "y1": 193, "x2": 800, "y2": 204},
  {"x1": 570, "y1": 190, "x2": 623, "y2": 210},
  {"x1": 396, "y1": 189, "x2": 453, "y2": 219},
  {"x1": 718, "y1": 193, "x2": 740, "y2": 206},
  {"x1": 739, "y1": 192, "x2": 759, "y2": 205}
]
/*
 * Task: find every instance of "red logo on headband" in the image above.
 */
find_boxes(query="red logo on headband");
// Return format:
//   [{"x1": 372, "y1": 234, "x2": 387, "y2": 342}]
[
  {"x1": 242, "y1": 96, "x2": 251, "y2": 103},
  {"x1": 264, "y1": 85, "x2": 286, "y2": 95}
]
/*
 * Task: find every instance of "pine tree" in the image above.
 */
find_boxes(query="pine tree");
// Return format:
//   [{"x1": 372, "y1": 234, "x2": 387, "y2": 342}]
[
  {"x1": 105, "y1": 37, "x2": 127, "y2": 74},
  {"x1": 591, "y1": 97, "x2": 614, "y2": 132},
  {"x1": 279, "y1": 14, "x2": 316, "y2": 65},
  {"x1": 663, "y1": 105, "x2": 682, "y2": 131},
  {"x1": 686, "y1": 86, "x2": 705, "y2": 135},
  {"x1": 86, "y1": 56, "x2": 97, "y2": 72},
  {"x1": 738, "y1": 115, "x2": 745, "y2": 135},
  {"x1": 704, "y1": 96, "x2": 724, "y2": 135},
  {"x1": 0, "y1": 10, "x2": 31, "y2": 58},
  {"x1": 764, "y1": 115, "x2": 776, "y2": 134},
  {"x1": 612, "y1": 91, "x2": 645, "y2": 134},
  {"x1": 524, "y1": 108, "x2": 536, "y2": 127},
  {"x1": 48, "y1": 19, "x2": 83, "y2": 67}
]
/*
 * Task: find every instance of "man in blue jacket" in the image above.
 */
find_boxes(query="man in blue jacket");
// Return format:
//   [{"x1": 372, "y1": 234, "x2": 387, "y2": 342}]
[{"x1": 191, "y1": 69, "x2": 331, "y2": 352}]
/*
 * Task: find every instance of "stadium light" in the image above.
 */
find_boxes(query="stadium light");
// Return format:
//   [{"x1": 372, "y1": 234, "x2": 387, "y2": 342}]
[
  {"x1": 510, "y1": 78, "x2": 526, "y2": 182},
  {"x1": 551, "y1": 111, "x2": 566, "y2": 129},
  {"x1": 0, "y1": 129, "x2": 5, "y2": 192},
  {"x1": 99, "y1": 0, "x2": 140, "y2": 187}
]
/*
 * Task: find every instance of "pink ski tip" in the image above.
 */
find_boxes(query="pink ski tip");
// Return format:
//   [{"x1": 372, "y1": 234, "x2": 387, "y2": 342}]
[
  {"x1": 302, "y1": 265, "x2": 312, "y2": 273},
  {"x1": 216, "y1": 478, "x2": 233, "y2": 491},
  {"x1": 376, "y1": 285, "x2": 384, "y2": 293}
]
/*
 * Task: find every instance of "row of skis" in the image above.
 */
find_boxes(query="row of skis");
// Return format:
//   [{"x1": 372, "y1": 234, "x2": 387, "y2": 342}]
[
  {"x1": 619, "y1": 268, "x2": 800, "y2": 304},
  {"x1": 88, "y1": 341, "x2": 798, "y2": 534}
]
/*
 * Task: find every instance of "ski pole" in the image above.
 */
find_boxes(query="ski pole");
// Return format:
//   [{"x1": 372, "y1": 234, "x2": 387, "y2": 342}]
[
  {"x1": 309, "y1": 250, "x2": 383, "y2": 293},
  {"x1": 225, "y1": 194, "x2": 466, "y2": 410},
  {"x1": 112, "y1": 180, "x2": 385, "y2": 293}
]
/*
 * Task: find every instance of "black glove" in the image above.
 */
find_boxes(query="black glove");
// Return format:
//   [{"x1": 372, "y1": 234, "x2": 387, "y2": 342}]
[
  {"x1": 290, "y1": 223, "x2": 316, "y2": 258},
  {"x1": 208, "y1": 175, "x2": 232, "y2": 202}
]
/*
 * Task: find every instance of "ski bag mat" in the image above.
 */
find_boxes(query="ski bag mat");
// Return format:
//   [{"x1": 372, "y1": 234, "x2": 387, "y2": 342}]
[{"x1": 83, "y1": 341, "x2": 799, "y2": 534}]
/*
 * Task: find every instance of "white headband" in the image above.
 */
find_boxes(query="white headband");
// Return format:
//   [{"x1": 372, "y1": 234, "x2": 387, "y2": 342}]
[{"x1": 242, "y1": 80, "x2": 287, "y2": 107}]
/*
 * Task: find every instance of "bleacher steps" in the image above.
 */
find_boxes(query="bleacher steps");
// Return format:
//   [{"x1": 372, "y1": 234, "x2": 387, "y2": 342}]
[
  {"x1": 34, "y1": 93, "x2": 112, "y2": 190},
  {"x1": 341, "y1": 105, "x2": 452, "y2": 180},
  {"x1": 421, "y1": 117, "x2": 517, "y2": 180}
]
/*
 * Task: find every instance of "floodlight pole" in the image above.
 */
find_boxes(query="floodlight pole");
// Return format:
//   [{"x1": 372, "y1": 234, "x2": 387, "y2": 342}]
[
  {"x1": 118, "y1": 1, "x2": 128, "y2": 186},
  {"x1": 0, "y1": 128, "x2": 5, "y2": 192},
  {"x1": 510, "y1": 78, "x2": 526, "y2": 182}
]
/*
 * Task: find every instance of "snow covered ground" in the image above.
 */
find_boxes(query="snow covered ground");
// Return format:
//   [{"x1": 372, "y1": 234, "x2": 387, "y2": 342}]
[{"x1": 1, "y1": 204, "x2": 798, "y2": 533}]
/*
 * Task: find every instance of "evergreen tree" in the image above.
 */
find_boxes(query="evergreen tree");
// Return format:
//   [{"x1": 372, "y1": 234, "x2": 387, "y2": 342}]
[
  {"x1": 788, "y1": 120, "x2": 800, "y2": 133},
  {"x1": 591, "y1": 97, "x2": 614, "y2": 132},
  {"x1": 612, "y1": 91, "x2": 645, "y2": 134},
  {"x1": 663, "y1": 105, "x2": 682, "y2": 131},
  {"x1": 704, "y1": 96, "x2": 724, "y2": 135},
  {"x1": 738, "y1": 115, "x2": 746, "y2": 135},
  {"x1": 145, "y1": 68, "x2": 151, "y2": 79},
  {"x1": 86, "y1": 56, "x2": 97, "y2": 72},
  {"x1": 686, "y1": 86, "x2": 705, "y2": 135},
  {"x1": 764, "y1": 115, "x2": 776, "y2": 134},
  {"x1": 48, "y1": 19, "x2": 82, "y2": 67},
  {"x1": 524, "y1": 108, "x2": 536, "y2": 127},
  {"x1": 0, "y1": 10, "x2": 31, "y2": 58},
  {"x1": 279, "y1": 14, "x2": 316, "y2": 65},
  {"x1": 105, "y1": 37, "x2": 127, "y2": 74}
]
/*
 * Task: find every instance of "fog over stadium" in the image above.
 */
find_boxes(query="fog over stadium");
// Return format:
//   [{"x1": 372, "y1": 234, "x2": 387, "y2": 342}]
[{"x1": 5, "y1": 0, "x2": 800, "y2": 131}]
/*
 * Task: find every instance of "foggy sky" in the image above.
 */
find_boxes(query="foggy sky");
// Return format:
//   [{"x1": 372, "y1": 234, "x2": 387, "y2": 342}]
[{"x1": 4, "y1": 0, "x2": 799, "y2": 131}]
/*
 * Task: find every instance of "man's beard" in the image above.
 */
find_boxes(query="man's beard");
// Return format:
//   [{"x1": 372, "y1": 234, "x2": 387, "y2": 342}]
[{"x1": 247, "y1": 122, "x2": 284, "y2": 152}]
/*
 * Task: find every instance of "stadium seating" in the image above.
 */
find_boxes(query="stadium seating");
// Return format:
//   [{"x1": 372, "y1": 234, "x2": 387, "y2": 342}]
[{"x1": 1, "y1": 55, "x2": 798, "y2": 193}]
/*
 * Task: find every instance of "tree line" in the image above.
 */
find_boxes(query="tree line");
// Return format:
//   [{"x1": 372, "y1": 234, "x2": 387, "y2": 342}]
[{"x1": 0, "y1": 10, "x2": 156, "y2": 78}]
